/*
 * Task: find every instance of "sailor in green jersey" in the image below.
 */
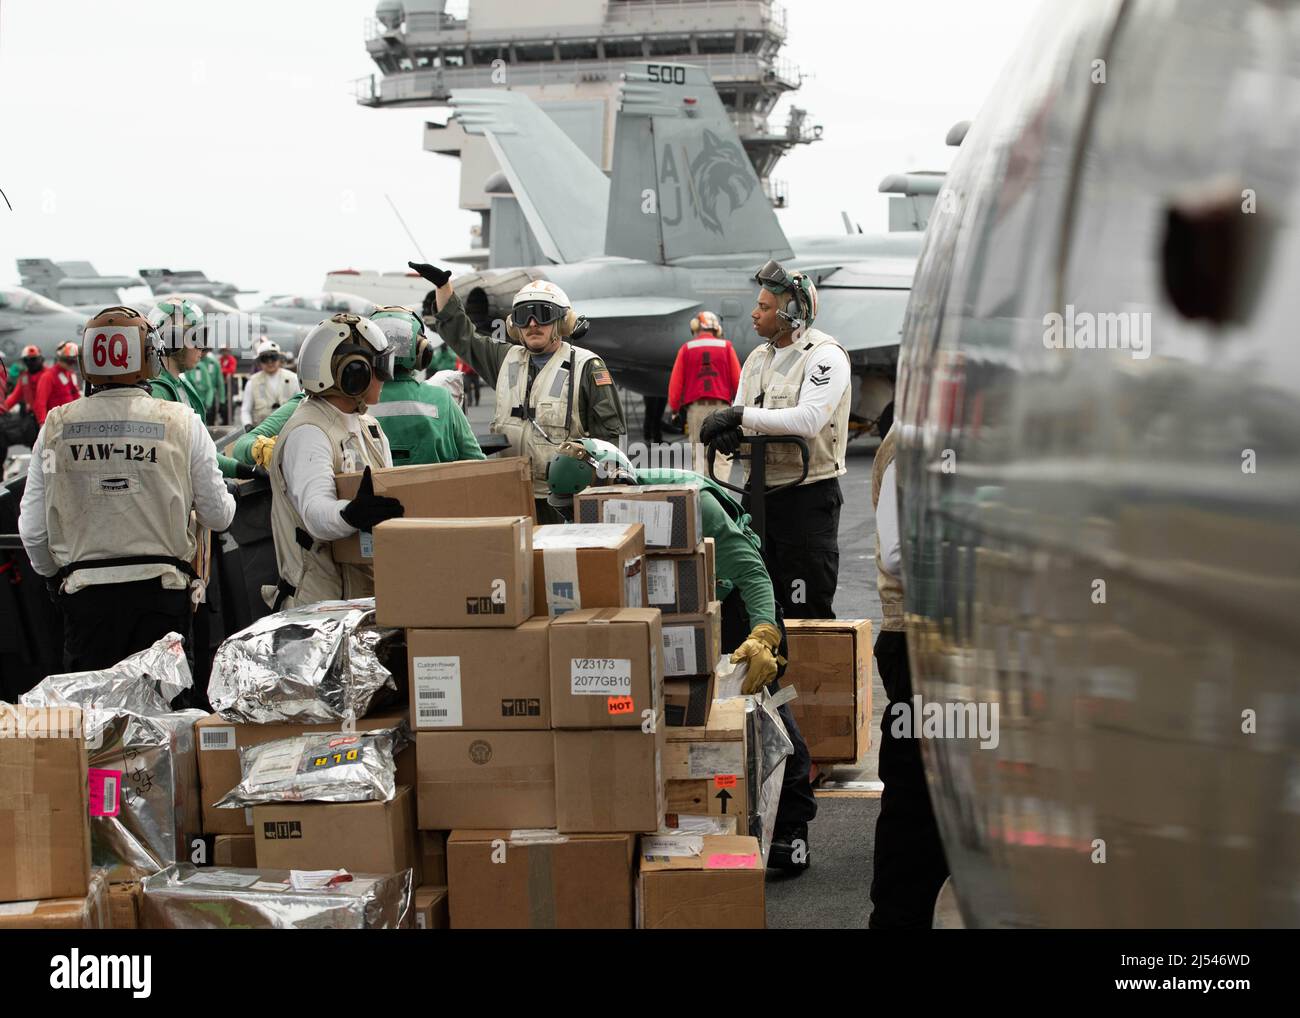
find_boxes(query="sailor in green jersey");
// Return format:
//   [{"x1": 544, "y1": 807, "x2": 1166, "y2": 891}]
[
  {"x1": 147, "y1": 297, "x2": 255, "y2": 480},
  {"x1": 231, "y1": 307, "x2": 482, "y2": 469},
  {"x1": 547, "y1": 437, "x2": 817, "y2": 873}
]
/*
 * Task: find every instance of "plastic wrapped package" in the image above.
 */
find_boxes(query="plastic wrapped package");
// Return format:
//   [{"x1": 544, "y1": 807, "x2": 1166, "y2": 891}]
[
  {"x1": 20, "y1": 632, "x2": 192, "y2": 714},
  {"x1": 714, "y1": 659, "x2": 794, "y2": 863},
  {"x1": 208, "y1": 599, "x2": 402, "y2": 723},
  {"x1": 140, "y1": 865, "x2": 412, "y2": 929},
  {"x1": 213, "y1": 727, "x2": 404, "y2": 808},
  {"x1": 745, "y1": 690, "x2": 794, "y2": 864},
  {"x1": 86, "y1": 710, "x2": 206, "y2": 880}
]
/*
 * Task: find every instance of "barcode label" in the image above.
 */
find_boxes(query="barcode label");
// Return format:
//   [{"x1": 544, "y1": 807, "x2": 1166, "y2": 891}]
[
  {"x1": 413, "y1": 656, "x2": 462, "y2": 727},
  {"x1": 102, "y1": 776, "x2": 117, "y2": 806},
  {"x1": 200, "y1": 726, "x2": 235, "y2": 751},
  {"x1": 662, "y1": 626, "x2": 698, "y2": 676}
]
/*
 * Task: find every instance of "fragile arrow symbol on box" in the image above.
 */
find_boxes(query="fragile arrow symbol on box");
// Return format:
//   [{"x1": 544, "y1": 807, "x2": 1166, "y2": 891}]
[{"x1": 716, "y1": 788, "x2": 732, "y2": 814}]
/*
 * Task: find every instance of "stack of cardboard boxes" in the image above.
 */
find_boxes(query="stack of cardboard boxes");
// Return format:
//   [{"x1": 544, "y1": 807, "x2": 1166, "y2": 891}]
[
  {"x1": 370, "y1": 479, "x2": 763, "y2": 928},
  {"x1": 192, "y1": 459, "x2": 541, "y2": 929},
  {"x1": 575, "y1": 485, "x2": 722, "y2": 727}
]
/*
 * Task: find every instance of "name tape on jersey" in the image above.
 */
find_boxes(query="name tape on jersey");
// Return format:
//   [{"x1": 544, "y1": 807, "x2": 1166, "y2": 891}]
[{"x1": 61, "y1": 420, "x2": 166, "y2": 441}]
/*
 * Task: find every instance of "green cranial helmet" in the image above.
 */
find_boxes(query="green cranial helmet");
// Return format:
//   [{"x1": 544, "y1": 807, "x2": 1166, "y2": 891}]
[
  {"x1": 369, "y1": 306, "x2": 427, "y2": 373},
  {"x1": 547, "y1": 438, "x2": 636, "y2": 509},
  {"x1": 147, "y1": 296, "x2": 206, "y2": 353}
]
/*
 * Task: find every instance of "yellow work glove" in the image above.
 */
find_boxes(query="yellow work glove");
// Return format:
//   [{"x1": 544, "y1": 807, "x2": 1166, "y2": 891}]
[
  {"x1": 251, "y1": 435, "x2": 277, "y2": 469},
  {"x1": 731, "y1": 622, "x2": 783, "y2": 695}
]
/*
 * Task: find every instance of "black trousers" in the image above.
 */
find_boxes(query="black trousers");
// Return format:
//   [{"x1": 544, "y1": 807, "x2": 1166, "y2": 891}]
[
  {"x1": 749, "y1": 476, "x2": 842, "y2": 619},
  {"x1": 868, "y1": 629, "x2": 950, "y2": 929},
  {"x1": 60, "y1": 578, "x2": 192, "y2": 674},
  {"x1": 719, "y1": 588, "x2": 818, "y2": 827},
  {"x1": 642, "y1": 395, "x2": 667, "y2": 444}
]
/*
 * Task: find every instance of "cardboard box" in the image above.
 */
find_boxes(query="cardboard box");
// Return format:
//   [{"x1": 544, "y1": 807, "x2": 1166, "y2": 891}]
[
  {"x1": 703, "y1": 538, "x2": 716, "y2": 598},
  {"x1": 107, "y1": 879, "x2": 142, "y2": 930},
  {"x1": 412, "y1": 885, "x2": 449, "y2": 929},
  {"x1": 785, "y1": 619, "x2": 873, "y2": 763},
  {"x1": 661, "y1": 600, "x2": 721, "y2": 677},
  {"x1": 419, "y1": 831, "x2": 448, "y2": 887},
  {"x1": 554, "y1": 725, "x2": 665, "y2": 834},
  {"x1": 416, "y1": 731, "x2": 556, "y2": 830},
  {"x1": 663, "y1": 699, "x2": 748, "y2": 826},
  {"x1": 253, "y1": 786, "x2": 419, "y2": 879},
  {"x1": 575, "y1": 484, "x2": 703, "y2": 553},
  {"x1": 213, "y1": 834, "x2": 256, "y2": 868},
  {"x1": 549, "y1": 607, "x2": 663, "y2": 730},
  {"x1": 664, "y1": 676, "x2": 715, "y2": 728},
  {"x1": 646, "y1": 547, "x2": 710, "y2": 615},
  {"x1": 0, "y1": 705, "x2": 91, "y2": 903},
  {"x1": 532, "y1": 523, "x2": 647, "y2": 617},
  {"x1": 637, "y1": 834, "x2": 764, "y2": 928},
  {"x1": 333, "y1": 457, "x2": 534, "y2": 564},
  {"x1": 0, "y1": 870, "x2": 109, "y2": 930},
  {"x1": 374, "y1": 516, "x2": 533, "y2": 629},
  {"x1": 447, "y1": 830, "x2": 634, "y2": 929},
  {"x1": 408, "y1": 618, "x2": 550, "y2": 731},
  {"x1": 195, "y1": 710, "x2": 414, "y2": 836}
]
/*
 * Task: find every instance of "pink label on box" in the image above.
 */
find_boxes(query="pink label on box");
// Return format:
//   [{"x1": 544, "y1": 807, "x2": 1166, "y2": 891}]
[
  {"x1": 88, "y1": 768, "x2": 122, "y2": 818},
  {"x1": 706, "y1": 852, "x2": 758, "y2": 870}
]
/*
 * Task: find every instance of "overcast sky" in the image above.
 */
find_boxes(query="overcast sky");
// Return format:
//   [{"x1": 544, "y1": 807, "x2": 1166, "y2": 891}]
[{"x1": 0, "y1": 0, "x2": 1042, "y2": 299}]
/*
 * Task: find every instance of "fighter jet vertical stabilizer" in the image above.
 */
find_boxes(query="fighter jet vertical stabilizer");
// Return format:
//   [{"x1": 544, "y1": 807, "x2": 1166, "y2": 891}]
[
  {"x1": 606, "y1": 63, "x2": 795, "y2": 266},
  {"x1": 449, "y1": 90, "x2": 610, "y2": 264}
]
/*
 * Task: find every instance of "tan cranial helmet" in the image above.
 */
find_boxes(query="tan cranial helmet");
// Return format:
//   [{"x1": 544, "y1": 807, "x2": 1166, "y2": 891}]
[{"x1": 80, "y1": 306, "x2": 162, "y2": 386}]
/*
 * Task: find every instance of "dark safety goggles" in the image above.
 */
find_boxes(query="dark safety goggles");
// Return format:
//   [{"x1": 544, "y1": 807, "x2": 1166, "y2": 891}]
[
  {"x1": 754, "y1": 259, "x2": 793, "y2": 292},
  {"x1": 513, "y1": 301, "x2": 564, "y2": 326}
]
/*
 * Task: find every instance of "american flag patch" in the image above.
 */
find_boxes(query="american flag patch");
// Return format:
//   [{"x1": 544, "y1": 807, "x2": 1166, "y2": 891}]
[{"x1": 592, "y1": 368, "x2": 613, "y2": 386}]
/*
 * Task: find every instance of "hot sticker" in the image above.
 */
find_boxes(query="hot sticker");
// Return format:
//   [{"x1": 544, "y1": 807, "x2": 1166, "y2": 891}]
[
  {"x1": 607, "y1": 696, "x2": 635, "y2": 715},
  {"x1": 713, "y1": 774, "x2": 737, "y2": 789}
]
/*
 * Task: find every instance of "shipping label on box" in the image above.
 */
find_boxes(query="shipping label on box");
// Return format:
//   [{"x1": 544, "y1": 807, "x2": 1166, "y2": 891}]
[
  {"x1": 333, "y1": 457, "x2": 534, "y2": 563},
  {"x1": 374, "y1": 516, "x2": 532, "y2": 629},
  {"x1": 575, "y1": 485, "x2": 703, "y2": 553},
  {"x1": 532, "y1": 523, "x2": 647, "y2": 617},
  {"x1": 549, "y1": 608, "x2": 663, "y2": 730},
  {"x1": 785, "y1": 619, "x2": 872, "y2": 763},
  {"x1": 661, "y1": 600, "x2": 721, "y2": 676},
  {"x1": 408, "y1": 618, "x2": 550, "y2": 730},
  {"x1": 646, "y1": 547, "x2": 709, "y2": 615}
]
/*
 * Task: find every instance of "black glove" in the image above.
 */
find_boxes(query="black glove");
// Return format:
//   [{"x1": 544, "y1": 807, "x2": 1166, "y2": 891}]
[
  {"x1": 699, "y1": 406, "x2": 745, "y2": 457},
  {"x1": 234, "y1": 461, "x2": 256, "y2": 481},
  {"x1": 670, "y1": 410, "x2": 685, "y2": 432},
  {"x1": 251, "y1": 465, "x2": 269, "y2": 482},
  {"x1": 408, "y1": 261, "x2": 453, "y2": 287},
  {"x1": 339, "y1": 466, "x2": 405, "y2": 531}
]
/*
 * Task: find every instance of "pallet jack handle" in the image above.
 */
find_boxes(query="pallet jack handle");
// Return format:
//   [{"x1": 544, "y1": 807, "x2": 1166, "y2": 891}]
[{"x1": 707, "y1": 435, "x2": 809, "y2": 549}]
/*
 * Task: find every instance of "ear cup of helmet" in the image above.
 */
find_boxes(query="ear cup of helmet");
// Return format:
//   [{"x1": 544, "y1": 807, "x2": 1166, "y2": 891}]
[
  {"x1": 336, "y1": 353, "x2": 373, "y2": 397},
  {"x1": 414, "y1": 336, "x2": 433, "y2": 372}
]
